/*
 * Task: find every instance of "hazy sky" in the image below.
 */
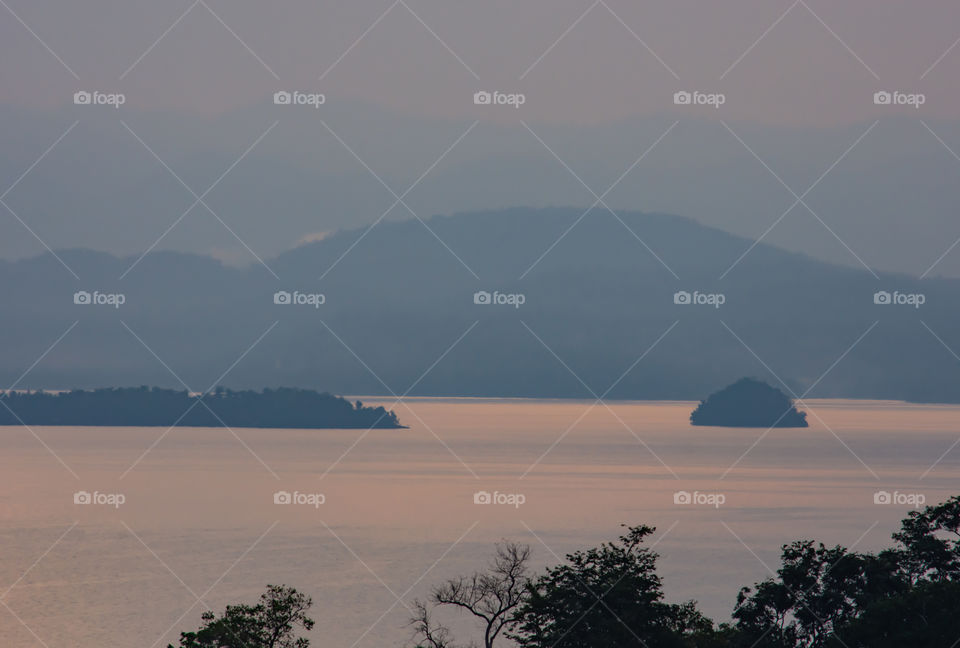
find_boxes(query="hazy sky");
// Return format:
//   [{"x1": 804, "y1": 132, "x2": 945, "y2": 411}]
[
  {"x1": 2, "y1": 0, "x2": 960, "y2": 275},
  {"x1": 2, "y1": 0, "x2": 959, "y2": 124}
]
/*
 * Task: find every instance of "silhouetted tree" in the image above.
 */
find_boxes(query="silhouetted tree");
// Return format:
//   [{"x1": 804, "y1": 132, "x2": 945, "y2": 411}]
[
  {"x1": 830, "y1": 579, "x2": 960, "y2": 647},
  {"x1": 890, "y1": 494, "x2": 960, "y2": 583},
  {"x1": 732, "y1": 541, "x2": 868, "y2": 648},
  {"x1": 411, "y1": 541, "x2": 531, "y2": 648},
  {"x1": 169, "y1": 585, "x2": 314, "y2": 648},
  {"x1": 507, "y1": 525, "x2": 710, "y2": 648}
]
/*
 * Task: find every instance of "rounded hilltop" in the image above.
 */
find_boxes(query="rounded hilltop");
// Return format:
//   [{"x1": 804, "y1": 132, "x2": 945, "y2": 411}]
[{"x1": 690, "y1": 377, "x2": 808, "y2": 428}]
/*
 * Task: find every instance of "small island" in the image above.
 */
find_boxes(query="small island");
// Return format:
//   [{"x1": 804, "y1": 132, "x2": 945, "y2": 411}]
[
  {"x1": 690, "y1": 377, "x2": 808, "y2": 428},
  {"x1": 0, "y1": 387, "x2": 404, "y2": 429}
]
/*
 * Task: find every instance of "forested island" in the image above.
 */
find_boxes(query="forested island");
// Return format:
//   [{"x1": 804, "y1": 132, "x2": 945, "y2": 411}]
[
  {"x1": 691, "y1": 377, "x2": 808, "y2": 427},
  {"x1": 0, "y1": 387, "x2": 404, "y2": 429}
]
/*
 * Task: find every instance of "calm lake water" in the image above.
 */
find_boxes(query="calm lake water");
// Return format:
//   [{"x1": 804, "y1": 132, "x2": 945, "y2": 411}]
[{"x1": 1, "y1": 398, "x2": 958, "y2": 647}]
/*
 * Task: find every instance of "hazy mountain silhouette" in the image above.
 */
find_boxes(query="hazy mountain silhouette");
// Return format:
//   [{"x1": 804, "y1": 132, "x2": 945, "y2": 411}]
[
  {"x1": 4, "y1": 101, "x2": 960, "y2": 278},
  {"x1": 690, "y1": 378, "x2": 808, "y2": 428},
  {"x1": 2, "y1": 207, "x2": 957, "y2": 402}
]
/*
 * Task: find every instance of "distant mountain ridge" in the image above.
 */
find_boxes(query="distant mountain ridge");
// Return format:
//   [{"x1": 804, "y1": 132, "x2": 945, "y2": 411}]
[{"x1": 1, "y1": 207, "x2": 958, "y2": 403}]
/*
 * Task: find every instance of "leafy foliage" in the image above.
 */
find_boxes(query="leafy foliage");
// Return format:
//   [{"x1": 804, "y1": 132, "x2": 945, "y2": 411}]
[{"x1": 170, "y1": 585, "x2": 314, "y2": 648}]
